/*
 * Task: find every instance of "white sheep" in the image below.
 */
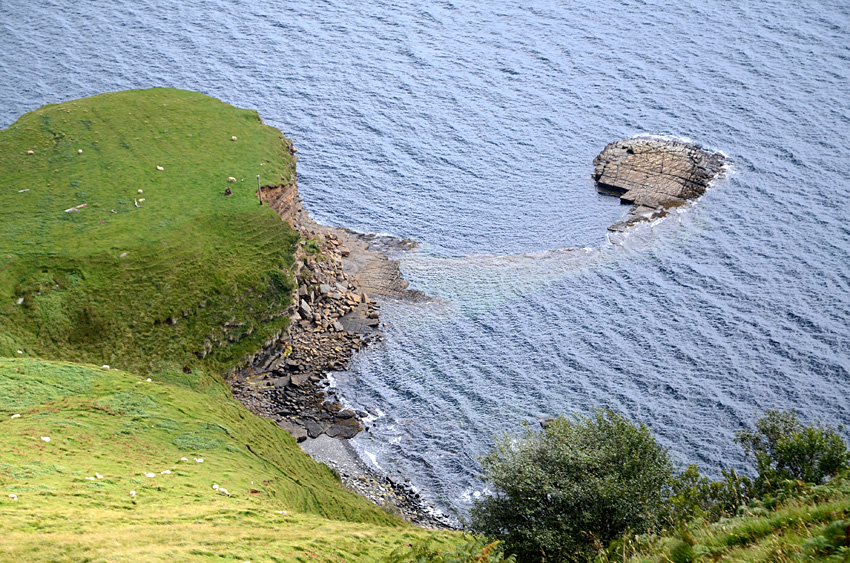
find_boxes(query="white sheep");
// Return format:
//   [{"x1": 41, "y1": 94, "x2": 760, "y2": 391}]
[
  {"x1": 129, "y1": 490, "x2": 136, "y2": 497},
  {"x1": 156, "y1": 165, "x2": 164, "y2": 171},
  {"x1": 143, "y1": 472, "x2": 155, "y2": 478},
  {"x1": 219, "y1": 488, "x2": 230, "y2": 496},
  {"x1": 10, "y1": 414, "x2": 21, "y2": 419},
  {"x1": 40, "y1": 436, "x2": 50, "y2": 442},
  {"x1": 8, "y1": 494, "x2": 17, "y2": 500}
]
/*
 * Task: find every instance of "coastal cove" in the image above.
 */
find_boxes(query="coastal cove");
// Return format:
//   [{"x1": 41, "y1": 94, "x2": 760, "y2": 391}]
[
  {"x1": 229, "y1": 180, "x2": 455, "y2": 527},
  {"x1": 0, "y1": 88, "x2": 469, "y2": 560},
  {"x1": 3, "y1": 0, "x2": 849, "y2": 527}
]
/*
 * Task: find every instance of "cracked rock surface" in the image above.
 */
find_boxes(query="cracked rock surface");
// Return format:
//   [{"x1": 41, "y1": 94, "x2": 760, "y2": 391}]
[{"x1": 593, "y1": 137, "x2": 726, "y2": 231}]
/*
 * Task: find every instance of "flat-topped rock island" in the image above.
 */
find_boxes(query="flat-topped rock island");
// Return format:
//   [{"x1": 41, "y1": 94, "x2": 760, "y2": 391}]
[{"x1": 593, "y1": 137, "x2": 726, "y2": 231}]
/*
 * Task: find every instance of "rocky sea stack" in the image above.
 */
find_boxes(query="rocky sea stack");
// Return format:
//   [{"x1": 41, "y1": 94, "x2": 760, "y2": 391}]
[{"x1": 593, "y1": 137, "x2": 726, "y2": 231}]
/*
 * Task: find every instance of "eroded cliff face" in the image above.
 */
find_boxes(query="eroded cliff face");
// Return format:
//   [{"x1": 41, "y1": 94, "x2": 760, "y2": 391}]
[
  {"x1": 593, "y1": 137, "x2": 726, "y2": 231},
  {"x1": 261, "y1": 183, "x2": 304, "y2": 226},
  {"x1": 235, "y1": 159, "x2": 423, "y2": 444}
]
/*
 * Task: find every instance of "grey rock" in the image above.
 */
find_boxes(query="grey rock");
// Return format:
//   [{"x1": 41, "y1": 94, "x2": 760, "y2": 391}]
[
  {"x1": 304, "y1": 419, "x2": 330, "y2": 439},
  {"x1": 299, "y1": 299, "x2": 312, "y2": 319},
  {"x1": 277, "y1": 421, "x2": 308, "y2": 442}
]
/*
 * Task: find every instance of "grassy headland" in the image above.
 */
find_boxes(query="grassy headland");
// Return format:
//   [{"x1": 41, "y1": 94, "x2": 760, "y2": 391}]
[
  {"x1": 0, "y1": 88, "x2": 299, "y2": 377},
  {"x1": 0, "y1": 88, "x2": 461, "y2": 560}
]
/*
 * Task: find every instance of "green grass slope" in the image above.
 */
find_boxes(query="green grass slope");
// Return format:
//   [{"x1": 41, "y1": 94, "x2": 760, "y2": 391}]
[
  {"x1": 0, "y1": 358, "x2": 456, "y2": 561},
  {"x1": 0, "y1": 88, "x2": 299, "y2": 376},
  {"x1": 602, "y1": 480, "x2": 850, "y2": 563}
]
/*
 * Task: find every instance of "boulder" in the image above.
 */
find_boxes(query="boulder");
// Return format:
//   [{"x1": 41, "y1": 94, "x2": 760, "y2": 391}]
[
  {"x1": 277, "y1": 421, "x2": 308, "y2": 442},
  {"x1": 325, "y1": 418, "x2": 361, "y2": 439},
  {"x1": 299, "y1": 299, "x2": 312, "y2": 319},
  {"x1": 592, "y1": 137, "x2": 725, "y2": 230},
  {"x1": 304, "y1": 418, "x2": 330, "y2": 439}
]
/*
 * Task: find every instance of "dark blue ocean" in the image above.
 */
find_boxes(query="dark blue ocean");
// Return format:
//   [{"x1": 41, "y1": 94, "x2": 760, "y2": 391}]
[{"x1": 3, "y1": 0, "x2": 849, "y2": 516}]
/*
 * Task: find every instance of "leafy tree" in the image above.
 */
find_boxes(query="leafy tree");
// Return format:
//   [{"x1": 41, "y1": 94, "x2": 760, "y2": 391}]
[
  {"x1": 735, "y1": 410, "x2": 849, "y2": 492},
  {"x1": 470, "y1": 409, "x2": 673, "y2": 563}
]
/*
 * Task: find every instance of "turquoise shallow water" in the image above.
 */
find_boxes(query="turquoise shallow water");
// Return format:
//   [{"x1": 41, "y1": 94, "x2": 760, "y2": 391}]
[{"x1": 2, "y1": 0, "x2": 849, "y2": 517}]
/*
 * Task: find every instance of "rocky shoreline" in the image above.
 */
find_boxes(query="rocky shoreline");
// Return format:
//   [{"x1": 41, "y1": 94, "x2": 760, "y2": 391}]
[
  {"x1": 230, "y1": 227, "x2": 380, "y2": 442},
  {"x1": 227, "y1": 175, "x2": 455, "y2": 529}
]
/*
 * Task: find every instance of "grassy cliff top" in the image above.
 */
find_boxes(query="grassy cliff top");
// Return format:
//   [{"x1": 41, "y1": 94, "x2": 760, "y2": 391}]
[
  {"x1": 0, "y1": 358, "x2": 456, "y2": 561},
  {"x1": 0, "y1": 88, "x2": 299, "y2": 376}
]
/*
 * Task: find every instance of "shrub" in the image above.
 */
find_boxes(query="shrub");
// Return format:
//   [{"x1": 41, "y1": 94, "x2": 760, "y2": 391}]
[
  {"x1": 667, "y1": 464, "x2": 752, "y2": 524},
  {"x1": 735, "y1": 410, "x2": 849, "y2": 492},
  {"x1": 470, "y1": 409, "x2": 673, "y2": 563}
]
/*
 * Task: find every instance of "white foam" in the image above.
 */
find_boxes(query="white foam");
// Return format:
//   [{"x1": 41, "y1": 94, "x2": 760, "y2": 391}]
[{"x1": 362, "y1": 449, "x2": 381, "y2": 470}]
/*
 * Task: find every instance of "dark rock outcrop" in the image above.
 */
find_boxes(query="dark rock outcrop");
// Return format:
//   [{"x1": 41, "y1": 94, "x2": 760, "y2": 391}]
[{"x1": 592, "y1": 137, "x2": 725, "y2": 231}]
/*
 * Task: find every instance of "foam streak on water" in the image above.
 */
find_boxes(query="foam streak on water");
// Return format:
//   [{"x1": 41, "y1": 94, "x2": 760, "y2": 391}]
[{"x1": 3, "y1": 0, "x2": 849, "y2": 516}]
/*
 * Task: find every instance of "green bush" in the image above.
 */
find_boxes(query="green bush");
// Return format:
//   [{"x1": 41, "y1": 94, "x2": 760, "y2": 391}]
[
  {"x1": 470, "y1": 409, "x2": 673, "y2": 563},
  {"x1": 667, "y1": 464, "x2": 752, "y2": 524},
  {"x1": 736, "y1": 410, "x2": 849, "y2": 492}
]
